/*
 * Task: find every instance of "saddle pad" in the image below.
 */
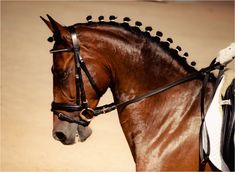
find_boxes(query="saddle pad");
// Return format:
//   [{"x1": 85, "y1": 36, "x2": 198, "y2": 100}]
[{"x1": 205, "y1": 72, "x2": 232, "y2": 171}]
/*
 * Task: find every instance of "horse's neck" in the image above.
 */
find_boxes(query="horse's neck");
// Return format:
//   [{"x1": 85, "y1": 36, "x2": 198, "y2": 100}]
[
  {"x1": 94, "y1": 27, "x2": 215, "y2": 170},
  {"x1": 111, "y1": 46, "x2": 215, "y2": 170},
  {"x1": 100, "y1": 29, "x2": 200, "y2": 151},
  {"x1": 108, "y1": 36, "x2": 191, "y2": 105},
  {"x1": 80, "y1": 26, "x2": 215, "y2": 170}
]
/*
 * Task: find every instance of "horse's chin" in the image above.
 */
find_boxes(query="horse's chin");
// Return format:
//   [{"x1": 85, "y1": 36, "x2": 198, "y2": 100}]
[
  {"x1": 61, "y1": 139, "x2": 76, "y2": 145},
  {"x1": 77, "y1": 125, "x2": 92, "y2": 142}
]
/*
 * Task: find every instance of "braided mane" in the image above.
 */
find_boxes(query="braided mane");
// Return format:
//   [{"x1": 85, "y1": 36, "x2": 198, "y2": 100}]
[{"x1": 73, "y1": 15, "x2": 198, "y2": 73}]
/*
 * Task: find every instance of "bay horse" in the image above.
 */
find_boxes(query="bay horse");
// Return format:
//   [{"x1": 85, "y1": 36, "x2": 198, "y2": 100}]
[{"x1": 41, "y1": 15, "x2": 223, "y2": 171}]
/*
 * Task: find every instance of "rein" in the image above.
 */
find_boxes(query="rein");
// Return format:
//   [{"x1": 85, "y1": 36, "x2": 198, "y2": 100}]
[{"x1": 94, "y1": 63, "x2": 221, "y2": 116}]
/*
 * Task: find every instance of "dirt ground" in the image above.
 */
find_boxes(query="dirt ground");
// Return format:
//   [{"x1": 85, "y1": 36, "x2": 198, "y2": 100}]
[{"x1": 1, "y1": 1, "x2": 234, "y2": 172}]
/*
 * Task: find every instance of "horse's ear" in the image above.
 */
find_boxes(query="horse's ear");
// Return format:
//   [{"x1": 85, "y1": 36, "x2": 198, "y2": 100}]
[
  {"x1": 40, "y1": 15, "x2": 68, "y2": 40},
  {"x1": 40, "y1": 16, "x2": 52, "y2": 31}
]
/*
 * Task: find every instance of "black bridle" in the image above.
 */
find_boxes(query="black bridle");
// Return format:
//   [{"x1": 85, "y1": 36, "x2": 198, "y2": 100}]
[
  {"x1": 51, "y1": 26, "x2": 102, "y2": 126},
  {"x1": 50, "y1": 25, "x2": 222, "y2": 129}
]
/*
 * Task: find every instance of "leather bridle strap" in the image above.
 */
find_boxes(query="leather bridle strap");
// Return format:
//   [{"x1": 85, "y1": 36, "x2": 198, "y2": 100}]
[
  {"x1": 54, "y1": 111, "x2": 89, "y2": 126},
  {"x1": 51, "y1": 26, "x2": 102, "y2": 126},
  {"x1": 80, "y1": 61, "x2": 102, "y2": 98},
  {"x1": 69, "y1": 26, "x2": 87, "y2": 107},
  {"x1": 52, "y1": 102, "x2": 83, "y2": 112},
  {"x1": 69, "y1": 26, "x2": 102, "y2": 98}
]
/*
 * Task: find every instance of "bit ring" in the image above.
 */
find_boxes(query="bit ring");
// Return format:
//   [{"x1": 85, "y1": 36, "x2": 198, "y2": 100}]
[{"x1": 79, "y1": 108, "x2": 94, "y2": 122}]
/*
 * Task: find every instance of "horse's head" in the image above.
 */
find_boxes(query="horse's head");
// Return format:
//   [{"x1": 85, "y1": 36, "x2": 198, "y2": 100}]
[{"x1": 41, "y1": 15, "x2": 110, "y2": 145}]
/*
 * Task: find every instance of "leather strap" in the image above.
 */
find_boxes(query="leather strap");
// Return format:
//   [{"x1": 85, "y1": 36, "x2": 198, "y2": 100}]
[
  {"x1": 69, "y1": 26, "x2": 101, "y2": 99},
  {"x1": 199, "y1": 71, "x2": 210, "y2": 170},
  {"x1": 54, "y1": 111, "x2": 89, "y2": 126},
  {"x1": 51, "y1": 26, "x2": 102, "y2": 126},
  {"x1": 69, "y1": 26, "x2": 87, "y2": 107},
  {"x1": 51, "y1": 102, "x2": 83, "y2": 112},
  {"x1": 80, "y1": 60, "x2": 102, "y2": 97}
]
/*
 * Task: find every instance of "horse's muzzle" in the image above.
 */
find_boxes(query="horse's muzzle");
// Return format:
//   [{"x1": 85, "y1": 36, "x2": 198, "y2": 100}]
[{"x1": 53, "y1": 121, "x2": 92, "y2": 145}]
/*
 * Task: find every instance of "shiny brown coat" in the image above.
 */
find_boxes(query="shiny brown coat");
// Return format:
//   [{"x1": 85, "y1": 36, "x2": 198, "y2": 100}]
[{"x1": 42, "y1": 16, "x2": 217, "y2": 171}]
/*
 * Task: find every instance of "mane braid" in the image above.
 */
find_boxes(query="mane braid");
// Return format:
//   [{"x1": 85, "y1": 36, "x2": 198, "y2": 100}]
[{"x1": 73, "y1": 17, "x2": 199, "y2": 73}]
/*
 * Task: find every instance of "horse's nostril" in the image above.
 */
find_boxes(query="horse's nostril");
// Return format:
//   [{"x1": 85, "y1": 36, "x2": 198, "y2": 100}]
[{"x1": 54, "y1": 132, "x2": 67, "y2": 141}]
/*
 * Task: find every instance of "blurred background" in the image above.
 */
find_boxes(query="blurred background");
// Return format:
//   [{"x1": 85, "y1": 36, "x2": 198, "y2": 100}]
[{"x1": 1, "y1": 1, "x2": 234, "y2": 172}]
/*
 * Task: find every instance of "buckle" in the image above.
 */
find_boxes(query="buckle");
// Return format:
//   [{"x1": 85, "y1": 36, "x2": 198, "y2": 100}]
[
  {"x1": 221, "y1": 99, "x2": 232, "y2": 106},
  {"x1": 79, "y1": 108, "x2": 95, "y2": 122}
]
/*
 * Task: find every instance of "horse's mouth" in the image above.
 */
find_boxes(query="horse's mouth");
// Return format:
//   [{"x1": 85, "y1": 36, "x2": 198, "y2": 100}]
[
  {"x1": 62, "y1": 139, "x2": 76, "y2": 145},
  {"x1": 76, "y1": 125, "x2": 92, "y2": 142}
]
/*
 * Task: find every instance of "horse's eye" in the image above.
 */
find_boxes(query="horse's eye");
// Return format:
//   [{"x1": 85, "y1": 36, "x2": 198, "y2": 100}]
[{"x1": 52, "y1": 68, "x2": 71, "y2": 81}]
